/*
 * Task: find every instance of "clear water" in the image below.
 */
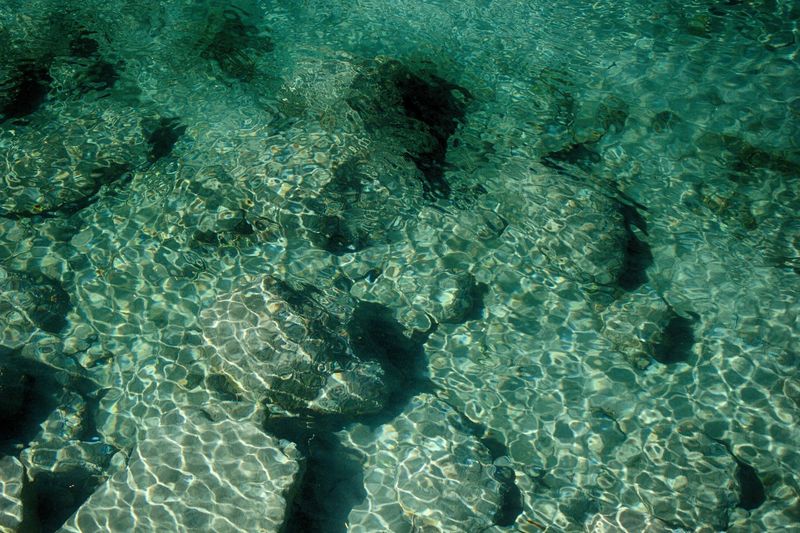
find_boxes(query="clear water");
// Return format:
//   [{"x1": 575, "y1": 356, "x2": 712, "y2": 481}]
[{"x1": 1, "y1": 0, "x2": 798, "y2": 531}]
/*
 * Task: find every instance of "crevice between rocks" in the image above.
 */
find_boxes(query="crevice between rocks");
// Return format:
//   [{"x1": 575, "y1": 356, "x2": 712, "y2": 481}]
[
  {"x1": 0, "y1": 354, "x2": 108, "y2": 532},
  {"x1": 265, "y1": 300, "x2": 436, "y2": 533}
]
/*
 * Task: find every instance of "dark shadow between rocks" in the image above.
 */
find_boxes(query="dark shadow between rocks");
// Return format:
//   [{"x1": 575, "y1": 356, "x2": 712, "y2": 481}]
[
  {"x1": 0, "y1": 351, "x2": 111, "y2": 532},
  {"x1": 307, "y1": 214, "x2": 370, "y2": 256},
  {"x1": 0, "y1": 61, "x2": 52, "y2": 123},
  {"x1": 270, "y1": 426, "x2": 365, "y2": 533},
  {"x1": 397, "y1": 69, "x2": 470, "y2": 198},
  {"x1": 652, "y1": 311, "x2": 698, "y2": 365},
  {"x1": 262, "y1": 295, "x2": 522, "y2": 530},
  {"x1": 617, "y1": 203, "x2": 653, "y2": 291},
  {"x1": 0, "y1": 354, "x2": 112, "y2": 531},
  {"x1": 0, "y1": 355, "x2": 104, "y2": 455},
  {"x1": 736, "y1": 459, "x2": 766, "y2": 511},
  {"x1": 492, "y1": 463, "x2": 524, "y2": 527},
  {"x1": 143, "y1": 117, "x2": 187, "y2": 162},
  {"x1": 66, "y1": 29, "x2": 120, "y2": 94},
  {"x1": 347, "y1": 302, "x2": 438, "y2": 425},
  {"x1": 1, "y1": 24, "x2": 125, "y2": 126},
  {"x1": 347, "y1": 60, "x2": 472, "y2": 200},
  {"x1": 0, "y1": 355, "x2": 61, "y2": 456},
  {"x1": 28, "y1": 469, "x2": 105, "y2": 533},
  {"x1": 541, "y1": 142, "x2": 600, "y2": 172},
  {"x1": 709, "y1": 436, "x2": 767, "y2": 512}
]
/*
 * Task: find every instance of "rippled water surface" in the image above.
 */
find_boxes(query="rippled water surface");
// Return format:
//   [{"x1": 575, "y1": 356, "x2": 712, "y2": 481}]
[{"x1": 1, "y1": 1, "x2": 799, "y2": 531}]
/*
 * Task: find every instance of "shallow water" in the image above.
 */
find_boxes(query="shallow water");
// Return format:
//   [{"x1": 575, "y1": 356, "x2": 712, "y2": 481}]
[{"x1": 1, "y1": 1, "x2": 798, "y2": 531}]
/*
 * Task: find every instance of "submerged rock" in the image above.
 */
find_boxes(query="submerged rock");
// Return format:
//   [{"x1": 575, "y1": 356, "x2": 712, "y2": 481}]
[
  {"x1": 352, "y1": 267, "x2": 488, "y2": 331},
  {"x1": 600, "y1": 288, "x2": 671, "y2": 369},
  {"x1": 0, "y1": 97, "x2": 148, "y2": 218},
  {"x1": 341, "y1": 394, "x2": 505, "y2": 532},
  {"x1": 500, "y1": 169, "x2": 629, "y2": 286},
  {"x1": 588, "y1": 507, "x2": 673, "y2": 532},
  {"x1": 0, "y1": 456, "x2": 25, "y2": 532},
  {"x1": 60, "y1": 408, "x2": 301, "y2": 533},
  {"x1": 609, "y1": 422, "x2": 739, "y2": 530},
  {"x1": 197, "y1": 7, "x2": 274, "y2": 83},
  {"x1": 199, "y1": 275, "x2": 388, "y2": 417},
  {"x1": 297, "y1": 156, "x2": 409, "y2": 255},
  {"x1": 0, "y1": 267, "x2": 72, "y2": 337}
]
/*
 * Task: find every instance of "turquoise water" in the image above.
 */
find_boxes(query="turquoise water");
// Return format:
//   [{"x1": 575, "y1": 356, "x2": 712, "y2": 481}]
[{"x1": 1, "y1": 0, "x2": 798, "y2": 531}]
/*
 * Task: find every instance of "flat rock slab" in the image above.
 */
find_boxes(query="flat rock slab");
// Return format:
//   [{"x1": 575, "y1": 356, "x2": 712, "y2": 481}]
[{"x1": 60, "y1": 408, "x2": 301, "y2": 533}]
